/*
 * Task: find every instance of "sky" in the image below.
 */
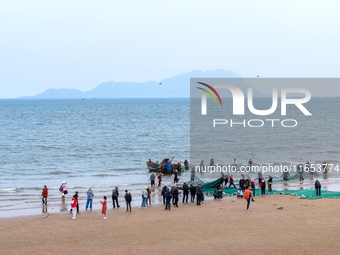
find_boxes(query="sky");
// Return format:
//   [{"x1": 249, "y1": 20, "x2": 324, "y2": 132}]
[{"x1": 1, "y1": 0, "x2": 340, "y2": 98}]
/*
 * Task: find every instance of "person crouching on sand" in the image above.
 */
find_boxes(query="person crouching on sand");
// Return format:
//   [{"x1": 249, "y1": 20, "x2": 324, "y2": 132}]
[
  {"x1": 101, "y1": 196, "x2": 107, "y2": 219},
  {"x1": 237, "y1": 187, "x2": 243, "y2": 198}
]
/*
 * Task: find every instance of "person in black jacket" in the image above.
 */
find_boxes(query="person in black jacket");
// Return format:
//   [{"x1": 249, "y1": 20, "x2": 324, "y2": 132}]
[
  {"x1": 124, "y1": 190, "x2": 132, "y2": 212},
  {"x1": 161, "y1": 184, "x2": 168, "y2": 204},
  {"x1": 190, "y1": 184, "x2": 196, "y2": 203},
  {"x1": 196, "y1": 184, "x2": 203, "y2": 205},
  {"x1": 112, "y1": 187, "x2": 120, "y2": 208},
  {"x1": 315, "y1": 180, "x2": 321, "y2": 196},
  {"x1": 173, "y1": 187, "x2": 180, "y2": 207},
  {"x1": 268, "y1": 175, "x2": 273, "y2": 192},
  {"x1": 239, "y1": 177, "x2": 246, "y2": 192},
  {"x1": 165, "y1": 189, "x2": 172, "y2": 210},
  {"x1": 182, "y1": 182, "x2": 189, "y2": 203}
]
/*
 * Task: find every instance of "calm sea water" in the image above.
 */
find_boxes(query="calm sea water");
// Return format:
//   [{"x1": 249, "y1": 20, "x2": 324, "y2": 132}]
[{"x1": 0, "y1": 98, "x2": 339, "y2": 217}]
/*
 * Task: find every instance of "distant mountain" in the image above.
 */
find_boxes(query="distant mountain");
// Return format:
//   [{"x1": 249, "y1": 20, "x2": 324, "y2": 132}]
[{"x1": 21, "y1": 69, "x2": 267, "y2": 98}]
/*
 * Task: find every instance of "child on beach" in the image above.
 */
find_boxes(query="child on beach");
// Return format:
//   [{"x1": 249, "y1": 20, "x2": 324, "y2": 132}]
[
  {"x1": 237, "y1": 187, "x2": 243, "y2": 198},
  {"x1": 101, "y1": 196, "x2": 107, "y2": 219},
  {"x1": 71, "y1": 195, "x2": 77, "y2": 220}
]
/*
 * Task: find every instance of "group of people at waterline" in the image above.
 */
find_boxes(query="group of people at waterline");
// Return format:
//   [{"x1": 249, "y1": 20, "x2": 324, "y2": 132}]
[{"x1": 41, "y1": 160, "x2": 326, "y2": 219}]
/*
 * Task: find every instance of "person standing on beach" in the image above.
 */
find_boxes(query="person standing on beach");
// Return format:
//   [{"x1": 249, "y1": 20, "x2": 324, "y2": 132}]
[
  {"x1": 146, "y1": 186, "x2": 152, "y2": 206},
  {"x1": 85, "y1": 188, "x2": 94, "y2": 211},
  {"x1": 224, "y1": 174, "x2": 229, "y2": 186},
  {"x1": 258, "y1": 169, "x2": 263, "y2": 185},
  {"x1": 298, "y1": 164, "x2": 304, "y2": 181},
  {"x1": 124, "y1": 190, "x2": 132, "y2": 212},
  {"x1": 71, "y1": 195, "x2": 77, "y2": 220},
  {"x1": 141, "y1": 187, "x2": 147, "y2": 208},
  {"x1": 150, "y1": 172, "x2": 156, "y2": 187},
  {"x1": 42, "y1": 185, "x2": 48, "y2": 205},
  {"x1": 228, "y1": 175, "x2": 236, "y2": 188},
  {"x1": 112, "y1": 187, "x2": 120, "y2": 208},
  {"x1": 260, "y1": 179, "x2": 266, "y2": 195},
  {"x1": 315, "y1": 180, "x2": 321, "y2": 196},
  {"x1": 172, "y1": 187, "x2": 180, "y2": 207},
  {"x1": 101, "y1": 196, "x2": 107, "y2": 219},
  {"x1": 239, "y1": 175, "x2": 246, "y2": 192},
  {"x1": 161, "y1": 184, "x2": 168, "y2": 204},
  {"x1": 233, "y1": 158, "x2": 237, "y2": 165},
  {"x1": 250, "y1": 179, "x2": 256, "y2": 196},
  {"x1": 217, "y1": 183, "x2": 223, "y2": 200},
  {"x1": 190, "y1": 184, "x2": 196, "y2": 202},
  {"x1": 248, "y1": 159, "x2": 253, "y2": 167},
  {"x1": 70, "y1": 191, "x2": 80, "y2": 214},
  {"x1": 158, "y1": 172, "x2": 163, "y2": 187},
  {"x1": 268, "y1": 175, "x2": 273, "y2": 192},
  {"x1": 196, "y1": 183, "x2": 203, "y2": 205},
  {"x1": 76, "y1": 191, "x2": 80, "y2": 213},
  {"x1": 165, "y1": 189, "x2": 172, "y2": 210},
  {"x1": 182, "y1": 182, "x2": 189, "y2": 203},
  {"x1": 60, "y1": 181, "x2": 67, "y2": 198}
]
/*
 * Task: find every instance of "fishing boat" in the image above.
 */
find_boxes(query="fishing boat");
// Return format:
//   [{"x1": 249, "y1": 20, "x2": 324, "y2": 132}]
[{"x1": 146, "y1": 157, "x2": 183, "y2": 173}]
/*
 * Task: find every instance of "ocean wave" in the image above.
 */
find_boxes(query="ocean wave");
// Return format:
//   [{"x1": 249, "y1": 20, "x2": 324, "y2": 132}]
[
  {"x1": 109, "y1": 168, "x2": 140, "y2": 172},
  {"x1": 92, "y1": 173, "x2": 119, "y2": 177},
  {"x1": 49, "y1": 171, "x2": 72, "y2": 175},
  {"x1": 0, "y1": 188, "x2": 18, "y2": 193}
]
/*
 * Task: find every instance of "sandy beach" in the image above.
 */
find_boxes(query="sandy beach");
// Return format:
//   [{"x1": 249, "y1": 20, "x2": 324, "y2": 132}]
[{"x1": 1, "y1": 194, "x2": 339, "y2": 255}]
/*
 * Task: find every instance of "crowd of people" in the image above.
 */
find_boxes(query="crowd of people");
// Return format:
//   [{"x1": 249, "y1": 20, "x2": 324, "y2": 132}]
[{"x1": 40, "y1": 160, "x2": 327, "y2": 219}]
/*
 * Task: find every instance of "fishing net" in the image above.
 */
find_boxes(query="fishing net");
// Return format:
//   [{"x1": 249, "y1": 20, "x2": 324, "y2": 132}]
[{"x1": 184, "y1": 175, "x2": 340, "y2": 200}]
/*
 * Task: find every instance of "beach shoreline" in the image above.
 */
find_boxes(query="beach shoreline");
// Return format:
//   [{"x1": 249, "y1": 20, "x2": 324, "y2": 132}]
[{"x1": 1, "y1": 194, "x2": 340, "y2": 255}]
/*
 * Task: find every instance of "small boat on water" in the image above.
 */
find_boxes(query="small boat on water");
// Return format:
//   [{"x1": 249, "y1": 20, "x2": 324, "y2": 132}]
[{"x1": 146, "y1": 157, "x2": 184, "y2": 173}]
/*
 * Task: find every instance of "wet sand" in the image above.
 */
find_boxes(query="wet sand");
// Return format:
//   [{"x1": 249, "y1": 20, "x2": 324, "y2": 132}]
[{"x1": 1, "y1": 194, "x2": 339, "y2": 255}]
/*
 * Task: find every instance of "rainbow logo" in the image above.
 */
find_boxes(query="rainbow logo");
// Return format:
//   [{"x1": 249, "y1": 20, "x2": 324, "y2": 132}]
[{"x1": 196, "y1": 82, "x2": 223, "y2": 106}]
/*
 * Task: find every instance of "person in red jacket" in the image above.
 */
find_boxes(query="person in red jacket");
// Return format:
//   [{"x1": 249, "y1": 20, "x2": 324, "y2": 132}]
[
  {"x1": 71, "y1": 195, "x2": 77, "y2": 220},
  {"x1": 101, "y1": 196, "x2": 107, "y2": 219},
  {"x1": 228, "y1": 175, "x2": 236, "y2": 188},
  {"x1": 158, "y1": 172, "x2": 163, "y2": 187},
  {"x1": 243, "y1": 186, "x2": 252, "y2": 210},
  {"x1": 41, "y1": 185, "x2": 48, "y2": 205}
]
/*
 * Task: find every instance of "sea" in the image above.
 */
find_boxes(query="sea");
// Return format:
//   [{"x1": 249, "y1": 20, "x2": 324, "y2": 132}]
[{"x1": 0, "y1": 98, "x2": 339, "y2": 217}]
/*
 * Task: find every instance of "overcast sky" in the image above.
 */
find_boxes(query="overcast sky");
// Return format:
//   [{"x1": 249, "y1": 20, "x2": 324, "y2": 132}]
[{"x1": 1, "y1": 0, "x2": 340, "y2": 98}]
